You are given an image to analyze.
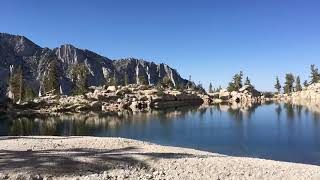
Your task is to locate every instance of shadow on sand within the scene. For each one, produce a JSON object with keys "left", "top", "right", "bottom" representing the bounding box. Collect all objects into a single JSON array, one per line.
[{"left": 0, "top": 144, "right": 218, "bottom": 176}]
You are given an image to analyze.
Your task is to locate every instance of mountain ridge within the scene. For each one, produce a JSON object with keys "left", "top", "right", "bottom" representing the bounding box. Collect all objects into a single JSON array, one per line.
[{"left": 0, "top": 33, "right": 189, "bottom": 98}]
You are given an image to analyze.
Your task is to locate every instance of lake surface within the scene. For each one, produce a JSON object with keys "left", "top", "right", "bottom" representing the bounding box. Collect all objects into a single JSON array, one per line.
[{"left": 1, "top": 102, "right": 320, "bottom": 165}]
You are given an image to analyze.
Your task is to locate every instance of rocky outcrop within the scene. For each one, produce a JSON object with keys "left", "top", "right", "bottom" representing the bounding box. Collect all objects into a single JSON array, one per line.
[
  {"left": 211, "top": 85, "right": 262, "bottom": 104},
  {"left": 291, "top": 83, "right": 320, "bottom": 100},
  {"left": 0, "top": 33, "right": 190, "bottom": 98},
  {"left": 18, "top": 85, "right": 204, "bottom": 114}
]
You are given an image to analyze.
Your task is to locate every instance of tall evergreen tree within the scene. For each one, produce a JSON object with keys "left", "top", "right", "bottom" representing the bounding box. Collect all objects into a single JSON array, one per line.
[
  {"left": 208, "top": 83, "right": 213, "bottom": 93},
  {"left": 9, "top": 65, "right": 24, "bottom": 102},
  {"left": 283, "top": 73, "right": 295, "bottom": 94},
  {"left": 227, "top": 71, "right": 243, "bottom": 92},
  {"left": 274, "top": 76, "right": 282, "bottom": 93},
  {"left": 44, "top": 61, "right": 59, "bottom": 94},
  {"left": 295, "top": 76, "right": 302, "bottom": 91},
  {"left": 161, "top": 76, "right": 174, "bottom": 88},
  {"left": 244, "top": 76, "right": 252, "bottom": 86},
  {"left": 70, "top": 63, "right": 89, "bottom": 95},
  {"left": 124, "top": 72, "right": 129, "bottom": 86},
  {"left": 310, "top": 64, "right": 320, "bottom": 84},
  {"left": 106, "top": 71, "right": 118, "bottom": 86},
  {"left": 138, "top": 75, "right": 147, "bottom": 85}
]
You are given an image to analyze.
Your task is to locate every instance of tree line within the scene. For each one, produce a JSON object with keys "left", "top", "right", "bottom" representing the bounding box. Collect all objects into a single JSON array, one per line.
[
  {"left": 8, "top": 63, "right": 201, "bottom": 102},
  {"left": 274, "top": 64, "right": 320, "bottom": 94},
  {"left": 207, "top": 71, "right": 254, "bottom": 93}
]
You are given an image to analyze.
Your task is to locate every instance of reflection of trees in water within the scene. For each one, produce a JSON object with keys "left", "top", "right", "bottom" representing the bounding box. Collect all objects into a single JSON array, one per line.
[
  {"left": 213, "top": 102, "right": 260, "bottom": 121},
  {"left": 288, "top": 99, "right": 320, "bottom": 121},
  {"left": 283, "top": 103, "right": 295, "bottom": 120},
  {"left": 275, "top": 104, "right": 282, "bottom": 120},
  {"left": 9, "top": 118, "right": 37, "bottom": 136},
  {"left": 4, "top": 106, "right": 201, "bottom": 136},
  {"left": 296, "top": 105, "right": 303, "bottom": 119}
]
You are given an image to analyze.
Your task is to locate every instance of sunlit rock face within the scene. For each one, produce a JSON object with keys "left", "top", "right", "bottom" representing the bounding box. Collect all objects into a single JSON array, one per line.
[
  {"left": 291, "top": 83, "right": 320, "bottom": 100},
  {"left": 112, "top": 59, "right": 187, "bottom": 86},
  {"left": 0, "top": 33, "right": 188, "bottom": 97}
]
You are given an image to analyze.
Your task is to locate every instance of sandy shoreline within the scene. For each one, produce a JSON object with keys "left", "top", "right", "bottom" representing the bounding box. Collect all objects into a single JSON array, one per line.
[{"left": 0, "top": 136, "right": 319, "bottom": 180}]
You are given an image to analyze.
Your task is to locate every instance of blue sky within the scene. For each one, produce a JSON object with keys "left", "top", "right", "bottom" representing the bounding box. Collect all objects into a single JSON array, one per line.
[{"left": 1, "top": 0, "right": 320, "bottom": 91}]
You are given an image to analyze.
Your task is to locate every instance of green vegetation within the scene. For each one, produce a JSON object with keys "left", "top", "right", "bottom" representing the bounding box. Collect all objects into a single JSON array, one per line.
[
  {"left": 138, "top": 75, "right": 148, "bottom": 85},
  {"left": 274, "top": 76, "right": 282, "bottom": 94},
  {"left": 227, "top": 71, "right": 243, "bottom": 92},
  {"left": 244, "top": 76, "right": 252, "bottom": 86},
  {"left": 124, "top": 72, "right": 129, "bottom": 86},
  {"left": 175, "top": 83, "right": 186, "bottom": 91},
  {"left": 9, "top": 65, "right": 24, "bottom": 102},
  {"left": 310, "top": 64, "right": 320, "bottom": 84},
  {"left": 208, "top": 83, "right": 213, "bottom": 93},
  {"left": 44, "top": 61, "right": 60, "bottom": 95},
  {"left": 9, "top": 65, "right": 36, "bottom": 102},
  {"left": 106, "top": 71, "right": 118, "bottom": 86},
  {"left": 283, "top": 73, "right": 295, "bottom": 94},
  {"left": 275, "top": 64, "right": 320, "bottom": 94},
  {"left": 295, "top": 76, "right": 302, "bottom": 91},
  {"left": 159, "top": 76, "right": 174, "bottom": 88},
  {"left": 70, "top": 63, "right": 89, "bottom": 95}
]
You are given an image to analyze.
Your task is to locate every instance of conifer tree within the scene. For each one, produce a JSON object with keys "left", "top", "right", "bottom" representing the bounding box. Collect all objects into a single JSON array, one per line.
[
  {"left": 310, "top": 64, "right": 320, "bottom": 84},
  {"left": 161, "top": 76, "right": 174, "bottom": 88},
  {"left": 124, "top": 72, "right": 129, "bottom": 86},
  {"left": 9, "top": 65, "right": 24, "bottom": 102},
  {"left": 274, "top": 76, "right": 282, "bottom": 93},
  {"left": 138, "top": 76, "right": 147, "bottom": 85},
  {"left": 70, "top": 63, "right": 89, "bottom": 95},
  {"left": 303, "top": 80, "right": 309, "bottom": 87},
  {"left": 244, "top": 76, "right": 252, "bottom": 86},
  {"left": 227, "top": 71, "right": 243, "bottom": 92},
  {"left": 208, "top": 83, "right": 213, "bottom": 93},
  {"left": 295, "top": 76, "right": 302, "bottom": 92},
  {"left": 283, "top": 73, "right": 295, "bottom": 94},
  {"left": 44, "top": 61, "right": 59, "bottom": 94}
]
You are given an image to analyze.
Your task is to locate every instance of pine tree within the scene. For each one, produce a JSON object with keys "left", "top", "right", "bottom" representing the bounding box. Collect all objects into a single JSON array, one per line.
[
  {"left": 106, "top": 71, "right": 118, "bottom": 87},
  {"left": 161, "top": 76, "right": 174, "bottom": 88},
  {"left": 274, "top": 76, "right": 282, "bottom": 93},
  {"left": 9, "top": 65, "right": 24, "bottom": 102},
  {"left": 44, "top": 61, "right": 59, "bottom": 94},
  {"left": 310, "top": 64, "right": 320, "bottom": 84},
  {"left": 295, "top": 76, "right": 302, "bottom": 91},
  {"left": 208, "top": 83, "right": 213, "bottom": 93},
  {"left": 244, "top": 76, "right": 252, "bottom": 86},
  {"left": 70, "top": 63, "right": 89, "bottom": 95},
  {"left": 227, "top": 71, "right": 243, "bottom": 92},
  {"left": 24, "top": 85, "right": 36, "bottom": 101},
  {"left": 187, "top": 75, "right": 193, "bottom": 89},
  {"left": 283, "top": 73, "right": 295, "bottom": 94},
  {"left": 124, "top": 72, "right": 129, "bottom": 86},
  {"left": 138, "top": 76, "right": 147, "bottom": 85},
  {"left": 303, "top": 80, "right": 309, "bottom": 87}
]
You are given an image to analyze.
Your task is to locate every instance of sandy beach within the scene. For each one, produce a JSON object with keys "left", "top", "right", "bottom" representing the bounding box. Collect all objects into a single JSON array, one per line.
[{"left": 0, "top": 136, "right": 319, "bottom": 180}]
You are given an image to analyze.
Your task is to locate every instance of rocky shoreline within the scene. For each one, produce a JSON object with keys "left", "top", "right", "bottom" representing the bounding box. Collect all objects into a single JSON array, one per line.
[
  {"left": 4, "top": 82, "right": 320, "bottom": 119},
  {"left": 2, "top": 84, "right": 271, "bottom": 117},
  {"left": 5, "top": 84, "right": 205, "bottom": 117},
  {"left": 0, "top": 136, "right": 319, "bottom": 180}
]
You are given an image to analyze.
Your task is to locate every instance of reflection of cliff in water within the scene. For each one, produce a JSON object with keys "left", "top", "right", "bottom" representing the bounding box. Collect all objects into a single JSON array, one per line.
[{"left": 0, "top": 106, "right": 200, "bottom": 136}]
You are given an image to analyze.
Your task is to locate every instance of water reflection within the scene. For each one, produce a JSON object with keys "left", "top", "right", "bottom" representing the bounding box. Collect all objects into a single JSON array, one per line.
[
  {"left": 1, "top": 102, "right": 320, "bottom": 136},
  {"left": 1, "top": 102, "right": 320, "bottom": 165}
]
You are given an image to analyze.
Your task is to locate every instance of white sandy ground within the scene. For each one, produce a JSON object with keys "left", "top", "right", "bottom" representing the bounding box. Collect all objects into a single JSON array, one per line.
[{"left": 0, "top": 137, "right": 319, "bottom": 180}]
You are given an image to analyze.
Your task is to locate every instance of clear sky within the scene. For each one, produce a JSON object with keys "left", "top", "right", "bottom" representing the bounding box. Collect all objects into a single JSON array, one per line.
[{"left": 1, "top": 0, "right": 320, "bottom": 91}]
